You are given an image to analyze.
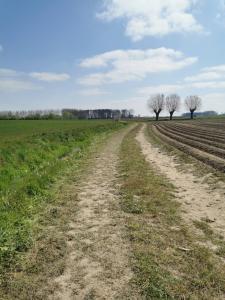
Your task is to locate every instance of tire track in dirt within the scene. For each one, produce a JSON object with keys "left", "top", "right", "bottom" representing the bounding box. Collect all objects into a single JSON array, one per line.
[
  {"left": 136, "top": 124, "right": 225, "bottom": 239},
  {"left": 51, "top": 125, "right": 140, "bottom": 300}
]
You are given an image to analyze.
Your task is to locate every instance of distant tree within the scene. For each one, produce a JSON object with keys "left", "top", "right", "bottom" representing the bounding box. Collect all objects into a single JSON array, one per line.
[
  {"left": 185, "top": 95, "right": 202, "bottom": 119},
  {"left": 62, "top": 110, "right": 75, "bottom": 119},
  {"left": 148, "top": 94, "right": 165, "bottom": 121},
  {"left": 166, "top": 94, "right": 181, "bottom": 120}
]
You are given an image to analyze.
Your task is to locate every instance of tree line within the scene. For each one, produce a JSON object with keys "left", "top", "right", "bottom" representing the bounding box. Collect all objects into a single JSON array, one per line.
[
  {"left": 0, "top": 109, "right": 135, "bottom": 120},
  {"left": 0, "top": 110, "right": 62, "bottom": 120},
  {"left": 62, "top": 109, "right": 134, "bottom": 119},
  {"left": 148, "top": 94, "right": 202, "bottom": 121}
]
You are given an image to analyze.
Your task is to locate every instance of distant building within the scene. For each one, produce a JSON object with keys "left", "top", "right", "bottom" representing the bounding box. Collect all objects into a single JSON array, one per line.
[
  {"left": 182, "top": 111, "right": 218, "bottom": 118},
  {"left": 62, "top": 109, "right": 133, "bottom": 120}
]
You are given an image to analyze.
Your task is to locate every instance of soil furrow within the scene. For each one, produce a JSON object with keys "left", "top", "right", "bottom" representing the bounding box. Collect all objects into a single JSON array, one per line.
[
  {"left": 153, "top": 125, "right": 225, "bottom": 171},
  {"left": 155, "top": 124, "right": 225, "bottom": 159},
  {"left": 172, "top": 123, "right": 225, "bottom": 139},
  {"left": 159, "top": 123, "right": 225, "bottom": 146},
  {"left": 137, "top": 125, "right": 225, "bottom": 238}
]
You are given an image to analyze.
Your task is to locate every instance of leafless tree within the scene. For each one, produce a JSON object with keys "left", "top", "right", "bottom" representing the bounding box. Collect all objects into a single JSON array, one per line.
[
  {"left": 148, "top": 94, "right": 165, "bottom": 121},
  {"left": 185, "top": 95, "right": 202, "bottom": 119},
  {"left": 166, "top": 94, "right": 181, "bottom": 120}
]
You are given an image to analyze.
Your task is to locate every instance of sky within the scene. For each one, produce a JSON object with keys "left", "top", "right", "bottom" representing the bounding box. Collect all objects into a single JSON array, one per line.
[{"left": 0, "top": 0, "right": 225, "bottom": 116}]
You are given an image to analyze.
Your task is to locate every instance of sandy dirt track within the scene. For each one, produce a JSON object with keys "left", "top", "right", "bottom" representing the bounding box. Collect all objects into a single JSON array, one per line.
[
  {"left": 51, "top": 125, "right": 140, "bottom": 300},
  {"left": 137, "top": 125, "right": 225, "bottom": 239}
]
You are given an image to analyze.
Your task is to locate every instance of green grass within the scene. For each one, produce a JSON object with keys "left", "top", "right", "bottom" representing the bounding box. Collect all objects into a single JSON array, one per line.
[
  {"left": 119, "top": 125, "right": 225, "bottom": 299},
  {"left": 0, "top": 119, "right": 127, "bottom": 281},
  {"left": 0, "top": 119, "right": 120, "bottom": 142}
]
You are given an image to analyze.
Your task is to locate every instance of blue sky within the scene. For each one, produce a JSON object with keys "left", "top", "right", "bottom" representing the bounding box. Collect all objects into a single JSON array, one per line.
[{"left": 1, "top": 0, "right": 225, "bottom": 115}]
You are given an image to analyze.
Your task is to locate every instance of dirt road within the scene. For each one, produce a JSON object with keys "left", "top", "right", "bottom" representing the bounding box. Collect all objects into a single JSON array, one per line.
[
  {"left": 51, "top": 125, "right": 139, "bottom": 300},
  {"left": 136, "top": 124, "right": 225, "bottom": 239},
  {"left": 49, "top": 122, "right": 225, "bottom": 299}
]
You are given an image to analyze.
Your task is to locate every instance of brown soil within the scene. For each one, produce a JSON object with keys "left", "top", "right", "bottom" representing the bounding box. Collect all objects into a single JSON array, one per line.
[
  {"left": 155, "top": 124, "right": 225, "bottom": 159},
  {"left": 50, "top": 125, "right": 140, "bottom": 300},
  {"left": 137, "top": 124, "right": 225, "bottom": 239},
  {"left": 152, "top": 125, "right": 225, "bottom": 172}
]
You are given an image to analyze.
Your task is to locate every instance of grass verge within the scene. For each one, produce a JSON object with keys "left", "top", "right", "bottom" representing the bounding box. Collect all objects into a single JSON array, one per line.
[
  {"left": 0, "top": 120, "right": 127, "bottom": 298},
  {"left": 119, "top": 125, "right": 225, "bottom": 299}
]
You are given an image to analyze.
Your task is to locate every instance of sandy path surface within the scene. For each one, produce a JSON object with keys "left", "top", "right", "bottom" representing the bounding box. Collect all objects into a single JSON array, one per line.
[
  {"left": 51, "top": 126, "right": 140, "bottom": 300},
  {"left": 136, "top": 124, "right": 225, "bottom": 238}
]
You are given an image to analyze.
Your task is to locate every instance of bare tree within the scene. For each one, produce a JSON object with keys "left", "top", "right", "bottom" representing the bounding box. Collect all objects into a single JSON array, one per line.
[
  {"left": 166, "top": 94, "right": 181, "bottom": 120},
  {"left": 148, "top": 94, "right": 165, "bottom": 121},
  {"left": 185, "top": 95, "right": 202, "bottom": 119}
]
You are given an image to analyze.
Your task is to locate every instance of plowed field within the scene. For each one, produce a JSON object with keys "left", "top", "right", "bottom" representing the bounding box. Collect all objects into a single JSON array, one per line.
[{"left": 151, "top": 120, "right": 225, "bottom": 172}]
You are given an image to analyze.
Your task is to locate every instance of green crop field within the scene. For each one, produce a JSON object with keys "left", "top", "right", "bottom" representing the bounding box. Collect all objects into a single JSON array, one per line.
[
  {"left": 0, "top": 119, "right": 122, "bottom": 142},
  {"left": 0, "top": 119, "right": 126, "bottom": 278}
]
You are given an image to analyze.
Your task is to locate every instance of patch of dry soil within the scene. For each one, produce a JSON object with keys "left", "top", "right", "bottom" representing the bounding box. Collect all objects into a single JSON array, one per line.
[
  {"left": 50, "top": 126, "right": 140, "bottom": 300},
  {"left": 136, "top": 124, "right": 225, "bottom": 238}
]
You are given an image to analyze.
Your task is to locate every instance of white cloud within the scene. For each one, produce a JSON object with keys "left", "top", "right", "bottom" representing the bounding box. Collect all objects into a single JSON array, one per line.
[
  {"left": 0, "top": 68, "right": 41, "bottom": 92},
  {"left": 0, "top": 68, "right": 20, "bottom": 77},
  {"left": 78, "top": 48, "right": 197, "bottom": 86},
  {"left": 0, "top": 45, "right": 3, "bottom": 52},
  {"left": 30, "top": 72, "right": 70, "bottom": 82},
  {"left": 216, "top": 1, "right": 225, "bottom": 23},
  {"left": 137, "top": 79, "right": 225, "bottom": 98},
  {"left": 97, "top": 0, "right": 204, "bottom": 41},
  {"left": 0, "top": 68, "right": 71, "bottom": 92},
  {"left": 191, "top": 81, "right": 225, "bottom": 89},
  {"left": 200, "top": 93, "right": 225, "bottom": 113},
  {"left": 0, "top": 79, "right": 42, "bottom": 92},
  {"left": 138, "top": 81, "right": 225, "bottom": 96},
  {"left": 132, "top": 63, "right": 225, "bottom": 114},
  {"left": 0, "top": 69, "right": 71, "bottom": 82},
  {"left": 184, "top": 64, "right": 225, "bottom": 83},
  {"left": 138, "top": 84, "right": 185, "bottom": 95},
  {"left": 78, "top": 88, "right": 108, "bottom": 96},
  {"left": 203, "top": 64, "right": 225, "bottom": 72},
  {"left": 78, "top": 73, "right": 106, "bottom": 86},
  {"left": 185, "top": 71, "right": 224, "bottom": 82}
]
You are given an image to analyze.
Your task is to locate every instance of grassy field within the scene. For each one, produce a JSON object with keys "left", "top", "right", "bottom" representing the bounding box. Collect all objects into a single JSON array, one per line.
[
  {"left": 0, "top": 119, "right": 126, "bottom": 282},
  {"left": 0, "top": 119, "right": 120, "bottom": 142}
]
